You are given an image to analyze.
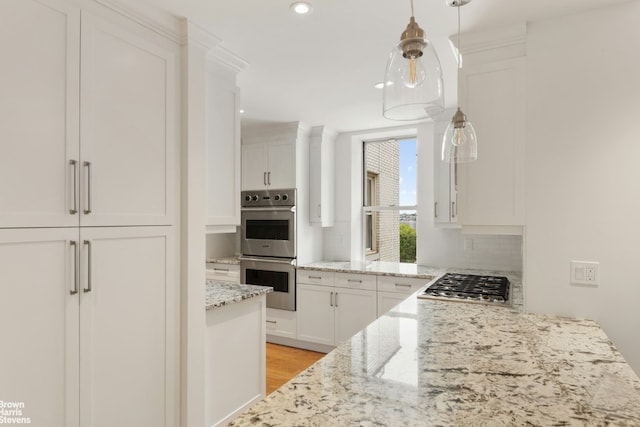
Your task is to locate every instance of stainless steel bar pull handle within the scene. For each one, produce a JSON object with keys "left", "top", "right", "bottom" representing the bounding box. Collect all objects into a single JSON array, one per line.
[
  {"left": 451, "top": 201, "right": 456, "bottom": 218},
  {"left": 83, "top": 161, "right": 92, "bottom": 214},
  {"left": 334, "top": 292, "right": 338, "bottom": 307},
  {"left": 347, "top": 279, "right": 362, "bottom": 283},
  {"left": 263, "top": 172, "right": 267, "bottom": 186},
  {"left": 83, "top": 240, "right": 92, "bottom": 293},
  {"left": 70, "top": 241, "right": 78, "bottom": 295},
  {"left": 267, "top": 171, "right": 271, "bottom": 186},
  {"left": 69, "top": 160, "right": 78, "bottom": 214},
  {"left": 434, "top": 202, "right": 438, "bottom": 219},
  {"left": 330, "top": 291, "right": 334, "bottom": 307},
  {"left": 308, "top": 276, "right": 322, "bottom": 280}
]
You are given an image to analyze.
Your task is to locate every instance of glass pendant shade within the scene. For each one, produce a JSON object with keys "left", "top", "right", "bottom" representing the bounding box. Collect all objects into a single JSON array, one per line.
[
  {"left": 383, "top": 32, "right": 444, "bottom": 120},
  {"left": 441, "top": 108, "right": 478, "bottom": 163}
]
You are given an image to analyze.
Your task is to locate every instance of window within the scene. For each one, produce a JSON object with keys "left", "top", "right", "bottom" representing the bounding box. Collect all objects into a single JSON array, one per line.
[
  {"left": 363, "top": 138, "right": 417, "bottom": 263},
  {"left": 365, "top": 172, "right": 378, "bottom": 254}
]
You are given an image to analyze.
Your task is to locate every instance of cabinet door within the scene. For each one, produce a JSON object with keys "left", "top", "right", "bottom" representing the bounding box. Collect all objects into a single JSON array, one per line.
[
  {"left": 296, "top": 283, "right": 334, "bottom": 346},
  {"left": 0, "top": 0, "right": 80, "bottom": 228},
  {"left": 334, "top": 287, "right": 377, "bottom": 344},
  {"left": 267, "top": 141, "right": 296, "bottom": 189},
  {"left": 241, "top": 143, "right": 268, "bottom": 190},
  {"left": 377, "top": 291, "right": 408, "bottom": 317},
  {"left": 79, "top": 226, "right": 178, "bottom": 427},
  {"left": 206, "top": 69, "right": 240, "bottom": 226},
  {"left": 80, "top": 13, "right": 177, "bottom": 227},
  {"left": 0, "top": 228, "right": 79, "bottom": 427},
  {"left": 457, "top": 58, "right": 526, "bottom": 227}
]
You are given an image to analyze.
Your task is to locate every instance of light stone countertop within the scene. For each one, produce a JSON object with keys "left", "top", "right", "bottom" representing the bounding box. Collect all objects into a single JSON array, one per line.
[
  {"left": 205, "top": 280, "right": 271, "bottom": 311},
  {"left": 205, "top": 256, "right": 240, "bottom": 266},
  {"left": 298, "top": 261, "right": 524, "bottom": 312},
  {"left": 229, "top": 294, "right": 640, "bottom": 426}
]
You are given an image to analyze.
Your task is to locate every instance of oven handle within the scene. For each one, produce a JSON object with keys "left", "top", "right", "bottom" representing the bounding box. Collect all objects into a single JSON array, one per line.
[
  {"left": 241, "top": 207, "right": 296, "bottom": 213},
  {"left": 239, "top": 255, "right": 296, "bottom": 266}
]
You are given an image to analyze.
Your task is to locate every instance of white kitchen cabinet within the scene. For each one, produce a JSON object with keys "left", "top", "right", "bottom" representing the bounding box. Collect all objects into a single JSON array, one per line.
[
  {"left": 433, "top": 111, "right": 459, "bottom": 226},
  {"left": 206, "top": 59, "right": 243, "bottom": 229},
  {"left": 334, "top": 287, "right": 377, "bottom": 344},
  {"left": 206, "top": 262, "right": 240, "bottom": 283},
  {"left": 296, "top": 271, "right": 377, "bottom": 346},
  {"left": 79, "top": 12, "right": 177, "bottom": 227},
  {"left": 0, "top": 0, "right": 80, "bottom": 228},
  {"left": 377, "top": 275, "right": 430, "bottom": 316},
  {"left": 455, "top": 42, "right": 526, "bottom": 231},
  {"left": 309, "top": 126, "right": 335, "bottom": 227},
  {"left": 0, "top": 1, "right": 177, "bottom": 229},
  {"left": 0, "top": 226, "right": 178, "bottom": 427},
  {"left": 0, "top": 228, "right": 79, "bottom": 427},
  {"left": 0, "top": 2, "right": 180, "bottom": 426},
  {"left": 79, "top": 226, "right": 178, "bottom": 427},
  {"left": 241, "top": 141, "right": 295, "bottom": 190},
  {"left": 266, "top": 308, "right": 298, "bottom": 340},
  {"left": 241, "top": 123, "right": 302, "bottom": 191}
]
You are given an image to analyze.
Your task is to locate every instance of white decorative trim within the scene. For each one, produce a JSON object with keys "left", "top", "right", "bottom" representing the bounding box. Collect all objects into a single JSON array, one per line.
[
  {"left": 184, "top": 20, "right": 222, "bottom": 52},
  {"left": 208, "top": 45, "right": 249, "bottom": 73},
  {"left": 453, "top": 23, "right": 527, "bottom": 56},
  {"left": 93, "top": 0, "right": 183, "bottom": 43}
]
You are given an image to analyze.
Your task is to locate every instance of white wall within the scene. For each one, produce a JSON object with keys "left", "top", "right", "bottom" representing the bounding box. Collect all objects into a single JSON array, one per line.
[{"left": 525, "top": 0, "right": 640, "bottom": 375}]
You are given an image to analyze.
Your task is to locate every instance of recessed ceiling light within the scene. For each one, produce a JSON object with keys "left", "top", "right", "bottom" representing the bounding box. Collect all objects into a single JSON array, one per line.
[
  {"left": 374, "top": 82, "right": 385, "bottom": 89},
  {"left": 239, "top": 109, "right": 245, "bottom": 114},
  {"left": 290, "top": 2, "right": 312, "bottom": 14}
]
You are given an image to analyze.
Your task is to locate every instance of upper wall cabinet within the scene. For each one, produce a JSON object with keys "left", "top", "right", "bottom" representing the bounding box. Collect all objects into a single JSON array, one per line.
[
  {"left": 205, "top": 51, "right": 246, "bottom": 230},
  {"left": 0, "top": 0, "right": 80, "bottom": 228},
  {"left": 80, "top": 12, "right": 178, "bottom": 227},
  {"left": 241, "top": 123, "right": 300, "bottom": 190},
  {"left": 309, "top": 126, "right": 335, "bottom": 227},
  {"left": 0, "top": 0, "right": 179, "bottom": 229},
  {"left": 455, "top": 25, "right": 526, "bottom": 233},
  {"left": 433, "top": 111, "right": 459, "bottom": 226}
]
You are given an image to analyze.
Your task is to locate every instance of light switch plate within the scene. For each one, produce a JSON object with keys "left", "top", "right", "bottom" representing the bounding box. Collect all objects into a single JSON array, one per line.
[{"left": 570, "top": 260, "right": 599, "bottom": 286}]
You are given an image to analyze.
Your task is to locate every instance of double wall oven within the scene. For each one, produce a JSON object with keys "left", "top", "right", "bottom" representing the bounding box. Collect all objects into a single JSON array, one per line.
[{"left": 240, "top": 189, "right": 296, "bottom": 311}]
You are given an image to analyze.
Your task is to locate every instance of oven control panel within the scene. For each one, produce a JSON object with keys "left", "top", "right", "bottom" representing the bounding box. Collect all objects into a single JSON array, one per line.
[{"left": 241, "top": 189, "right": 296, "bottom": 208}]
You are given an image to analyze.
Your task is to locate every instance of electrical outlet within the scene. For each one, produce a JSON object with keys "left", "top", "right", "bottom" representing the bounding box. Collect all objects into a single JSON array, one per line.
[{"left": 571, "top": 261, "right": 599, "bottom": 286}]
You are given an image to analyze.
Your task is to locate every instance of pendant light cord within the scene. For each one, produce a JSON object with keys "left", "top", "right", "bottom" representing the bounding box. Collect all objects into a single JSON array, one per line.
[{"left": 456, "top": 4, "right": 461, "bottom": 106}]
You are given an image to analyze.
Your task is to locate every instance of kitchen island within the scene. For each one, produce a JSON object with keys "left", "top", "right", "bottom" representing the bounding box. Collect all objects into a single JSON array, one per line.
[
  {"left": 229, "top": 290, "right": 640, "bottom": 426},
  {"left": 205, "top": 280, "right": 272, "bottom": 427}
]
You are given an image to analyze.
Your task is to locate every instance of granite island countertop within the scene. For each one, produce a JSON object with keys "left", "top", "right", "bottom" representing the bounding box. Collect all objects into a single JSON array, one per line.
[
  {"left": 229, "top": 293, "right": 640, "bottom": 426},
  {"left": 205, "top": 280, "right": 272, "bottom": 311}
]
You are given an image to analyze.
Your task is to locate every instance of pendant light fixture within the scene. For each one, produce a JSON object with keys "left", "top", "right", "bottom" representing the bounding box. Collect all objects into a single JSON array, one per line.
[
  {"left": 383, "top": 0, "right": 444, "bottom": 121},
  {"left": 441, "top": 0, "right": 477, "bottom": 163}
]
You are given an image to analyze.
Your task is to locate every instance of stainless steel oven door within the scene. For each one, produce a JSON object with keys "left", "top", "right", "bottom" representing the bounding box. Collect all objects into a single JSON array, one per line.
[
  {"left": 241, "top": 207, "right": 296, "bottom": 258},
  {"left": 240, "top": 256, "right": 296, "bottom": 311}
]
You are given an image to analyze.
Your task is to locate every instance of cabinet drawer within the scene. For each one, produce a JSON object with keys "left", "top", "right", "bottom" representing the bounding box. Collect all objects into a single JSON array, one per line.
[
  {"left": 297, "top": 269, "right": 334, "bottom": 286},
  {"left": 334, "top": 272, "right": 376, "bottom": 291},
  {"left": 377, "top": 275, "right": 430, "bottom": 294},
  {"left": 266, "top": 308, "right": 297, "bottom": 339},
  {"left": 206, "top": 263, "right": 240, "bottom": 283}
]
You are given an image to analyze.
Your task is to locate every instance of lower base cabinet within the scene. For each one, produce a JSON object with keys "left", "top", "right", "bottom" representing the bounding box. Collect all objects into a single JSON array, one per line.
[
  {"left": 0, "top": 226, "right": 178, "bottom": 427},
  {"left": 206, "top": 295, "right": 266, "bottom": 427},
  {"left": 297, "top": 272, "right": 377, "bottom": 347}
]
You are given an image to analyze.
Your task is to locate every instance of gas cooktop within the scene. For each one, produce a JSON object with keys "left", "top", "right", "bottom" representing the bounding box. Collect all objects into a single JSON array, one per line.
[{"left": 418, "top": 273, "right": 510, "bottom": 305}]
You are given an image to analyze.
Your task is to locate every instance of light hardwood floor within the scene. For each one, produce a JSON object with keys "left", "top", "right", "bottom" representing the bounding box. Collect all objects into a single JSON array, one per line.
[{"left": 266, "top": 343, "right": 325, "bottom": 395}]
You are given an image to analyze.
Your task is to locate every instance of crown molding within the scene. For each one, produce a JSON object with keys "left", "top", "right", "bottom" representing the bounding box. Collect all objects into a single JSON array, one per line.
[
  {"left": 208, "top": 45, "right": 248, "bottom": 73},
  {"left": 183, "top": 20, "right": 222, "bottom": 52},
  {"left": 93, "top": 0, "right": 183, "bottom": 43},
  {"left": 453, "top": 23, "right": 527, "bottom": 56}
]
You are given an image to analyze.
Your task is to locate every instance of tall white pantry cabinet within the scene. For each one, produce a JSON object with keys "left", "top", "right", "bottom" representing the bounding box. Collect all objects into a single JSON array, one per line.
[{"left": 0, "top": 1, "right": 180, "bottom": 427}]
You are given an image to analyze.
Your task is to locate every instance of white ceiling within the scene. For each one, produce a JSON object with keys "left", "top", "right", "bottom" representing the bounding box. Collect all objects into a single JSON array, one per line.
[{"left": 140, "top": 0, "right": 631, "bottom": 132}]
